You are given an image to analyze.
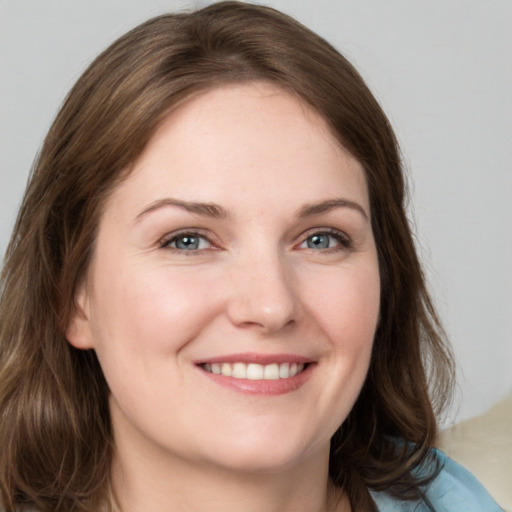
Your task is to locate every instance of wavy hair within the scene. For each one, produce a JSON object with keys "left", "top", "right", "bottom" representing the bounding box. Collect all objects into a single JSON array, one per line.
[{"left": 0, "top": 2, "right": 454, "bottom": 511}]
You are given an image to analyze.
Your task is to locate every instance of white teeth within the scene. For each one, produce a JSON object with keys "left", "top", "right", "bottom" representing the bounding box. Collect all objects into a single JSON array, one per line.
[
  {"left": 232, "top": 362, "right": 247, "bottom": 379},
  {"left": 203, "top": 361, "right": 307, "bottom": 380},
  {"left": 263, "top": 363, "right": 280, "bottom": 380},
  {"left": 279, "top": 362, "right": 290, "bottom": 378},
  {"left": 247, "top": 363, "right": 263, "bottom": 380},
  {"left": 221, "top": 363, "right": 232, "bottom": 377}
]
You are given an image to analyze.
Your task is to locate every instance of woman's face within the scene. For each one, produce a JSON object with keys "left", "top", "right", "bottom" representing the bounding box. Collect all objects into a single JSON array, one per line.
[{"left": 68, "top": 82, "right": 380, "bottom": 474}]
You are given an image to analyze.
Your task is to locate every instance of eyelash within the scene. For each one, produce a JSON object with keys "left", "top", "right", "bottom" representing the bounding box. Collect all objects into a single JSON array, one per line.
[
  {"left": 160, "top": 228, "right": 352, "bottom": 255},
  {"left": 298, "top": 228, "right": 352, "bottom": 252},
  {"left": 160, "top": 229, "right": 215, "bottom": 255}
]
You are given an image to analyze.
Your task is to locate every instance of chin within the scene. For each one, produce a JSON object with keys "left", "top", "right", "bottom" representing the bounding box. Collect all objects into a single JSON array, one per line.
[{"left": 196, "top": 428, "right": 328, "bottom": 475}]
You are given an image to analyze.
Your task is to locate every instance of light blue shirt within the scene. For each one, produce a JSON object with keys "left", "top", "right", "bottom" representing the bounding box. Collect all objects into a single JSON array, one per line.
[{"left": 370, "top": 449, "right": 504, "bottom": 511}]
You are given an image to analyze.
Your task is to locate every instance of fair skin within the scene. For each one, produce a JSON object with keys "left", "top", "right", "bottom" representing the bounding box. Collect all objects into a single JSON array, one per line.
[{"left": 67, "top": 82, "right": 380, "bottom": 512}]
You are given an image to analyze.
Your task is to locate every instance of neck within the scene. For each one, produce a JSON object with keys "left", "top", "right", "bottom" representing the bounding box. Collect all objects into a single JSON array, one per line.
[{"left": 110, "top": 436, "right": 350, "bottom": 512}]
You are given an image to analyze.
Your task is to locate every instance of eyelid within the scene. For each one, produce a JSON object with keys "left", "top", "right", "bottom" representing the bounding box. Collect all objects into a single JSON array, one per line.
[
  {"left": 158, "top": 227, "right": 352, "bottom": 253},
  {"left": 296, "top": 227, "right": 352, "bottom": 250},
  {"left": 159, "top": 228, "right": 218, "bottom": 252}
]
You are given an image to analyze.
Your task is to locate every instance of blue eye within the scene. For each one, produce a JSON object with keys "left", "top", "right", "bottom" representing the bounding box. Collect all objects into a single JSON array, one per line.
[
  {"left": 164, "top": 233, "right": 212, "bottom": 251},
  {"left": 307, "top": 234, "right": 332, "bottom": 249},
  {"left": 299, "top": 231, "right": 349, "bottom": 250}
]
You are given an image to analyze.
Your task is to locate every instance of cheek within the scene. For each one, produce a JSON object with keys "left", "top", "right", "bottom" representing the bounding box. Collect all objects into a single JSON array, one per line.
[
  {"left": 87, "top": 265, "right": 222, "bottom": 423},
  {"left": 304, "top": 262, "right": 380, "bottom": 351},
  {"left": 294, "top": 261, "right": 379, "bottom": 441},
  {"left": 88, "top": 263, "right": 223, "bottom": 367}
]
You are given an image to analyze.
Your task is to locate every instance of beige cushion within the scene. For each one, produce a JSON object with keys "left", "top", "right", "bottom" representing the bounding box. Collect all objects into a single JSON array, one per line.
[{"left": 436, "top": 393, "right": 512, "bottom": 511}]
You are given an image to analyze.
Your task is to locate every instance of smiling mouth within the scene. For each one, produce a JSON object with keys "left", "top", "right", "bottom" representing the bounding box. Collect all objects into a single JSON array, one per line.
[{"left": 201, "top": 362, "right": 307, "bottom": 380}]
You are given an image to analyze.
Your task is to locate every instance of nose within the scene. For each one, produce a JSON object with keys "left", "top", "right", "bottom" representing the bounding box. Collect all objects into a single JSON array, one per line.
[{"left": 225, "top": 252, "right": 300, "bottom": 334}]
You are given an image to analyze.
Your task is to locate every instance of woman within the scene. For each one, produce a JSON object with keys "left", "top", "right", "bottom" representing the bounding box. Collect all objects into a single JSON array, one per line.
[{"left": 0, "top": 2, "right": 503, "bottom": 511}]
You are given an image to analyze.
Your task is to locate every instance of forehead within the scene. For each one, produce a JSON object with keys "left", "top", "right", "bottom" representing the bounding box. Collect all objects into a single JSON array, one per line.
[{"left": 106, "top": 81, "right": 369, "bottom": 217}]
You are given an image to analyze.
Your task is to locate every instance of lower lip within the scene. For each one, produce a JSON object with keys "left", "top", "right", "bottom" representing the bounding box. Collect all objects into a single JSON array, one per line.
[{"left": 198, "top": 364, "right": 314, "bottom": 396}]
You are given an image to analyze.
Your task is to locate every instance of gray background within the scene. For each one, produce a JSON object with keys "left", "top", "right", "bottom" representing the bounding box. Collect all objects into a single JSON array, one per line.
[{"left": 1, "top": 0, "right": 511, "bottom": 425}]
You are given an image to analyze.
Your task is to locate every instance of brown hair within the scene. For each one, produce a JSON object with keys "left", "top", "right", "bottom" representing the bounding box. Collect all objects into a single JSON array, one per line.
[{"left": 0, "top": 2, "right": 454, "bottom": 511}]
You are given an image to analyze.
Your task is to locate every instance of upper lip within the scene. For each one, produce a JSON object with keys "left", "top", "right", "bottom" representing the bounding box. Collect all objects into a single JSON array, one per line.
[{"left": 195, "top": 352, "right": 313, "bottom": 365}]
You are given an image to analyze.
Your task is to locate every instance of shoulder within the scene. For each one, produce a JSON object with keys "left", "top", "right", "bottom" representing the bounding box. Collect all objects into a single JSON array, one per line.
[{"left": 370, "top": 448, "right": 504, "bottom": 511}]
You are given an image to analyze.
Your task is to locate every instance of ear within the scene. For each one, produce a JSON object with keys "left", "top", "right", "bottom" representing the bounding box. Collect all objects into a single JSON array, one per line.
[{"left": 66, "top": 282, "right": 95, "bottom": 350}]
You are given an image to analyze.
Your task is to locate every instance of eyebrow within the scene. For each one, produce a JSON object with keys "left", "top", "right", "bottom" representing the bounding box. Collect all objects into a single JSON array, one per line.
[
  {"left": 135, "top": 197, "right": 368, "bottom": 223},
  {"left": 297, "top": 198, "right": 369, "bottom": 221},
  {"left": 135, "top": 198, "right": 229, "bottom": 222}
]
